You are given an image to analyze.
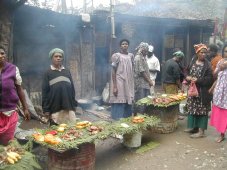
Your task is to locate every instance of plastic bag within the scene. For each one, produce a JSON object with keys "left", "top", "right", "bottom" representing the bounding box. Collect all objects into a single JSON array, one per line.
[
  {"left": 102, "top": 83, "right": 110, "bottom": 103},
  {"left": 188, "top": 81, "right": 199, "bottom": 97}
]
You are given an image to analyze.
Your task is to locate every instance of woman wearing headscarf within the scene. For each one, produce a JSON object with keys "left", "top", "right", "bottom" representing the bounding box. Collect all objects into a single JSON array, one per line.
[
  {"left": 184, "top": 44, "right": 213, "bottom": 138},
  {"left": 162, "top": 50, "right": 185, "bottom": 94},
  {"left": 42, "top": 48, "right": 77, "bottom": 125},
  {"left": 0, "top": 46, "right": 30, "bottom": 145},
  {"left": 134, "top": 42, "right": 153, "bottom": 113}
]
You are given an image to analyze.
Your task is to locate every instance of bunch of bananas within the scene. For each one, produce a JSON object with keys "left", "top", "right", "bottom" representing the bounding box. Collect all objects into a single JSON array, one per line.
[
  {"left": 76, "top": 121, "right": 92, "bottom": 129},
  {"left": 6, "top": 151, "right": 21, "bottom": 164}
]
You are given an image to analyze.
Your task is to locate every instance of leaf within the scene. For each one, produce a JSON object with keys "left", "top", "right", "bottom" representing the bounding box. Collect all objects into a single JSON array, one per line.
[
  {"left": 135, "top": 141, "right": 160, "bottom": 154},
  {"left": 28, "top": 116, "right": 160, "bottom": 151}
]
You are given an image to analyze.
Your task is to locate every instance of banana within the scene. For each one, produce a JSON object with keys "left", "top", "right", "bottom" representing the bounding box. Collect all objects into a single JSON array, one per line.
[
  {"left": 9, "top": 152, "right": 21, "bottom": 160},
  {"left": 14, "top": 152, "right": 21, "bottom": 160},
  {"left": 7, "top": 152, "right": 18, "bottom": 162},
  {"left": 7, "top": 157, "right": 15, "bottom": 164},
  {"left": 57, "top": 127, "right": 65, "bottom": 132}
]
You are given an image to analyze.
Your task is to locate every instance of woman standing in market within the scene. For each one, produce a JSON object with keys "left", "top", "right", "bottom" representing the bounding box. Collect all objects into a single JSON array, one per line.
[
  {"left": 184, "top": 43, "right": 213, "bottom": 138},
  {"left": 109, "top": 39, "right": 134, "bottom": 120},
  {"left": 134, "top": 42, "right": 153, "bottom": 114},
  {"left": 210, "top": 43, "right": 227, "bottom": 143},
  {"left": 0, "top": 46, "right": 30, "bottom": 145},
  {"left": 42, "top": 48, "right": 77, "bottom": 125},
  {"left": 162, "top": 50, "right": 184, "bottom": 94}
]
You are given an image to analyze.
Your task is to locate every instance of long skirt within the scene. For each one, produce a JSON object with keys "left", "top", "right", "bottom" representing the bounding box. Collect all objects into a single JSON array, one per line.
[
  {"left": 187, "top": 114, "right": 208, "bottom": 130},
  {"left": 0, "top": 111, "right": 18, "bottom": 145},
  {"left": 111, "top": 103, "right": 132, "bottom": 120},
  {"left": 134, "top": 88, "right": 150, "bottom": 114},
  {"left": 210, "top": 105, "right": 227, "bottom": 134}
]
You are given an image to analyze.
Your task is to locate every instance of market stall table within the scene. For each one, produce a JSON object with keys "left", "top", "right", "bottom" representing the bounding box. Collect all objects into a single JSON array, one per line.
[
  {"left": 137, "top": 93, "right": 187, "bottom": 133},
  {"left": 29, "top": 116, "right": 160, "bottom": 170},
  {"left": 31, "top": 121, "right": 107, "bottom": 170},
  {"left": 48, "top": 143, "right": 95, "bottom": 170}
]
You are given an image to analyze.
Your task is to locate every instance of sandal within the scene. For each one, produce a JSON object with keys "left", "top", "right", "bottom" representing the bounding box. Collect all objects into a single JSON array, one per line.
[
  {"left": 178, "top": 116, "right": 185, "bottom": 120},
  {"left": 190, "top": 132, "right": 205, "bottom": 138},
  {"left": 184, "top": 129, "right": 193, "bottom": 133},
  {"left": 184, "top": 128, "right": 199, "bottom": 133}
]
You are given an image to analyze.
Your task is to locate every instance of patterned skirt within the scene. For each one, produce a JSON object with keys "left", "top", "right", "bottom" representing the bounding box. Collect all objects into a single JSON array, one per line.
[{"left": 186, "top": 96, "right": 210, "bottom": 115}]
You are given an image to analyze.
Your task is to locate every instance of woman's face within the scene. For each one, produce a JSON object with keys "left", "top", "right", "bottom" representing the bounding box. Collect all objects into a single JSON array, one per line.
[
  {"left": 0, "top": 48, "right": 6, "bottom": 64},
  {"left": 223, "top": 47, "right": 227, "bottom": 58},
  {"left": 52, "top": 52, "right": 63, "bottom": 67},
  {"left": 120, "top": 41, "right": 129, "bottom": 51},
  {"left": 141, "top": 48, "right": 148, "bottom": 56},
  {"left": 197, "top": 48, "right": 207, "bottom": 61}
]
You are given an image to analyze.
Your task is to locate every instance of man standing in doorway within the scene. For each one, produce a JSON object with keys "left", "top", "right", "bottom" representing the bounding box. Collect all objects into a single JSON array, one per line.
[{"left": 146, "top": 45, "right": 160, "bottom": 96}]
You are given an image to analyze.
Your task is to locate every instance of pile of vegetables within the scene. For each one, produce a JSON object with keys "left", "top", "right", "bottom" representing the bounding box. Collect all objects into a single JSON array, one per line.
[
  {"left": 0, "top": 140, "right": 41, "bottom": 170},
  {"left": 31, "top": 121, "right": 111, "bottom": 151},
  {"left": 30, "top": 115, "right": 160, "bottom": 151},
  {"left": 136, "top": 93, "right": 187, "bottom": 107},
  {"left": 109, "top": 115, "right": 160, "bottom": 135}
]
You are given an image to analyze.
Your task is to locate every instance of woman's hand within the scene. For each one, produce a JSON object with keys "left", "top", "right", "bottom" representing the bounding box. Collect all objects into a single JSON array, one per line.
[
  {"left": 191, "top": 77, "right": 198, "bottom": 82},
  {"left": 186, "top": 76, "right": 192, "bottom": 81},
  {"left": 208, "top": 87, "right": 214, "bottom": 94},
  {"left": 219, "top": 61, "right": 227, "bottom": 71},
  {"left": 149, "top": 80, "right": 153, "bottom": 87},
  {"left": 113, "top": 86, "right": 118, "bottom": 97},
  {"left": 24, "top": 109, "right": 30, "bottom": 121}
]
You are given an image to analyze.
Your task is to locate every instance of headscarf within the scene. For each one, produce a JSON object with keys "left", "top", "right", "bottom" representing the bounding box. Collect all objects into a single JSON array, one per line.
[
  {"left": 173, "top": 51, "right": 184, "bottom": 58},
  {"left": 194, "top": 43, "right": 208, "bottom": 54},
  {"left": 148, "top": 45, "right": 154, "bottom": 52},
  {"left": 135, "top": 42, "right": 149, "bottom": 52},
  {"left": 49, "top": 48, "right": 64, "bottom": 58}
]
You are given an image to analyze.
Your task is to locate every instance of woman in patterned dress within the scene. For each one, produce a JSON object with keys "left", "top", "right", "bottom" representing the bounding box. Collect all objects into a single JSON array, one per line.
[
  {"left": 184, "top": 44, "right": 213, "bottom": 138},
  {"left": 109, "top": 39, "right": 134, "bottom": 120},
  {"left": 210, "top": 44, "right": 227, "bottom": 142}
]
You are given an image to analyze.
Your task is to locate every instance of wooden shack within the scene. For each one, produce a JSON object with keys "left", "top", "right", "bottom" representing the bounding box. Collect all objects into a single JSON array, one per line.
[
  {"left": 1, "top": 2, "right": 216, "bottom": 106},
  {"left": 0, "top": 0, "right": 26, "bottom": 59},
  {"left": 13, "top": 6, "right": 95, "bottom": 104}
]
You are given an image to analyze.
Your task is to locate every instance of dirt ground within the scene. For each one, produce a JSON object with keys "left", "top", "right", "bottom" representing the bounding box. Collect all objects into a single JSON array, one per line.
[
  {"left": 95, "top": 118, "right": 227, "bottom": 170},
  {"left": 19, "top": 112, "right": 227, "bottom": 170},
  {"left": 18, "top": 84, "right": 227, "bottom": 170}
]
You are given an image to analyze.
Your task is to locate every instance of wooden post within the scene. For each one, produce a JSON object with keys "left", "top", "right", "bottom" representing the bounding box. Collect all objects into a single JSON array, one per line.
[{"left": 186, "top": 27, "right": 190, "bottom": 64}]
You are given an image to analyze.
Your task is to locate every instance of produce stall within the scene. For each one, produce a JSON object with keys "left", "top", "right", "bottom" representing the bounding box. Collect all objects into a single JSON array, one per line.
[
  {"left": 29, "top": 115, "right": 160, "bottom": 170},
  {"left": 32, "top": 121, "right": 109, "bottom": 170},
  {"left": 109, "top": 115, "right": 160, "bottom": 148},
  {"left": 0, "top": 140, "right": 41, "bottom": 170},
  {"left": 136, "top": 93, "right": 187, "bottom": 133}
]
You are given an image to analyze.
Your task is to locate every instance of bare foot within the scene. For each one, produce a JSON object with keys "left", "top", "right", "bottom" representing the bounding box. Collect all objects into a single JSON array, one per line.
[{"left": 216, "top": 136, "right": 225, "bottom": 143}]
